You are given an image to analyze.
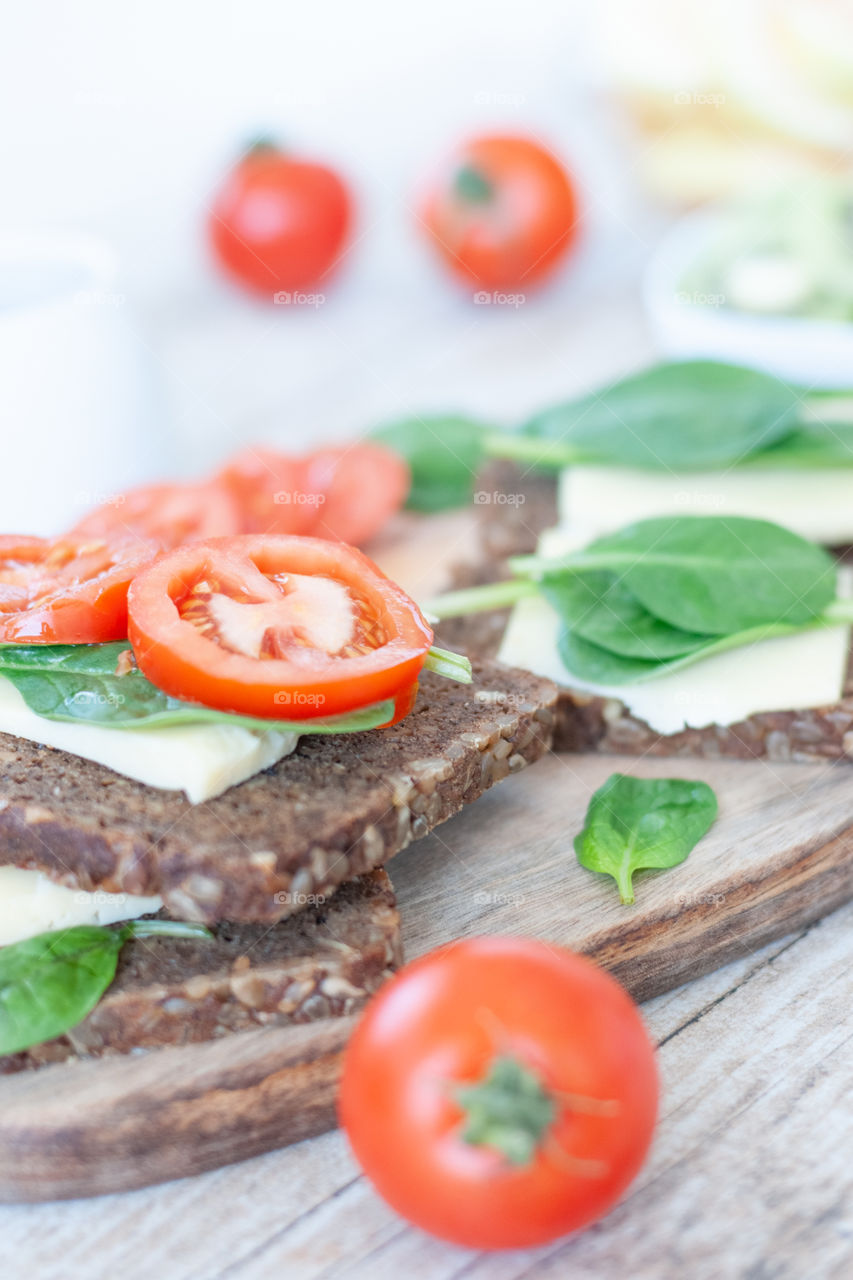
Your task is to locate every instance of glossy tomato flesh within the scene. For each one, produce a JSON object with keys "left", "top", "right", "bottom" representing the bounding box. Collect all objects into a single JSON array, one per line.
[
  {"left": 127, "top": 535, "right": 433, "bottom": 720},
  {"left": 0, "top": 535, "right": 158, "bottom": 643},
  {"left": 340, "top": 937, "right": 658, "bottom": 1250},
  {"left": 421, "top": 134, "right": 579, "bottom": 291}
]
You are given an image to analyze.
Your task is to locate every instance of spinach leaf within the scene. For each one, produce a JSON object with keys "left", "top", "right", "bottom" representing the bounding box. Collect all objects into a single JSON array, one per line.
[
  {"left": 370, "top": 415, "right": 489, "bottom": 512},
  {"left": 744, "top": 419, "right": 853, "bottom": 469},
  {"left": 0, "top": 919, "right": 211, "bottom": 1055},
  {"left": 557, "top": 628, "right": 663, "bottom": 685},
  {"left": 577, "top": 516, "right": 836, "bottom": 635},
  {"left": 540, "top": 571, "right": 714, "bottom": 661},
  {"left": 574, "top": 773, "right": 718, "bottom": 904},
  {"left": 520, "top": 360, "right": 800, "bottom": 471}
]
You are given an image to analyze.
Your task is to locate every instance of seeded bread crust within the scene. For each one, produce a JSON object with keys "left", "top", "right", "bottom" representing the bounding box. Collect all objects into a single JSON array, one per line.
[
  {"left": 1, "top": 870, "right": 400, "bottom": 1075},
  {"left": 461, "top": 462, "right": 853, "bottom": 765},
  {"left": 0, "top": 661, "right": 556, "bottom": 922}
]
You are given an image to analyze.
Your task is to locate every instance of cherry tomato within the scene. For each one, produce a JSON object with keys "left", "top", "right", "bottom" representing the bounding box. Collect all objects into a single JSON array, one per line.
[
  {"left": 420, "top": 134, "right": 580, "bottom": 292},
  {"left": 209, "top": 140, "right": 353, "bottom": 296},
  {"left": 127, "top": 535, "right": 433, "bottom": 720},
  {"left": 71, "top": 482, "right": 242, "bottom": 549},
  {"left": 216, "top": 448, "right": 320, "bottom": 536},
  {"left": 0, "top": 535, "right": 158, "bottom": 644},
  {"left": 304, "top": 443, "right": 410, "bottom": 544},
  {"left": 340, "top": 937, "right": 658, "bottom": 1250}
]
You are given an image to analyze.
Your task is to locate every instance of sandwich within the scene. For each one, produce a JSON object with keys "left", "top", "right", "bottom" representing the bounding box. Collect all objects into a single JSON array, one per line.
[
  {"left": 0, "top": 454, "right": 557, "bottom": 1076},
  {"left": 417, "top": 361, "right": 853, "bottom": 765}
]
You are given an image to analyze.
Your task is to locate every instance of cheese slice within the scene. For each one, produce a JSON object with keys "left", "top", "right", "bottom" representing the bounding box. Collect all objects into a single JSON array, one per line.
[
  {"left": 0, "top": 867, "right": 162, "bottom": 947},
  {"left": 558, "top": 465, "right": 853, "bottom": 545},
  {"left": 0, "top": 676, "right": 299, "bottom": 804},
  {"left": 498, "top": 528, "right": 851, "bottom": 735}
]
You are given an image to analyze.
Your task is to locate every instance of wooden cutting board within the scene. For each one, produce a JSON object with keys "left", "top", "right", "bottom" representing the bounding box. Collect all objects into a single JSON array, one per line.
[{"left": 1, "top": 514, "right": 852, "bottom": 1202}]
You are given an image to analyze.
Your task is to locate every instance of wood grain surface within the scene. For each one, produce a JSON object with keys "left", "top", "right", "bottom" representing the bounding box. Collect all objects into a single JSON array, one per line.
[{"left": 1, "top": 747, "right": 851, "bottom": 1202}]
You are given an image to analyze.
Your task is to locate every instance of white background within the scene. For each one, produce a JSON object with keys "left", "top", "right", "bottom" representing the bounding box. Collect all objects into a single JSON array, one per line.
[{"left": 0, "top": 1, "right": 661, "bottom": 480}]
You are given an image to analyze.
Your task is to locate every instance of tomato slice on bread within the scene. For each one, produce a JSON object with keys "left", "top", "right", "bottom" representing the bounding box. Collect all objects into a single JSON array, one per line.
[
  {"left": 0, "top": 535, "right": 158, "bottom": 643},
  {"left": 71, "top": 481, "right": 242, "bottom": 549},
  {"left": 306, "top": 443, "right": 410, "bottom": 545},
  {"left": 127, "top": 535, "right": 433, "bottom": 720},
  {"left": 217, "top": 448, "right": 320, "bottom": 536}
]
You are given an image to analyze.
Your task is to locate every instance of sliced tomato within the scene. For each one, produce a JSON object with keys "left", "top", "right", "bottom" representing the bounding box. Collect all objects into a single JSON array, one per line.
[
  {"left": 0, "top": 535, "right": 159, "bottom": 643},
  {"left": 216, "top": 447, "right": 320, "bottom": 536},
  {"left": 306, "top": 443, "right": 410, "bottom": 545},
  {"left": 127, "top": 535, "right": 434, "bottom": 720},
  {"left": 71, "top": 481, "right": 242, "bottom": 550}
]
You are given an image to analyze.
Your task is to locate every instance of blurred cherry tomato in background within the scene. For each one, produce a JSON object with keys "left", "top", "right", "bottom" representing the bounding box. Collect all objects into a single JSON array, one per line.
[
  {"left": 420, "top": 134, "right": 580, "bottom": 293},
  {"left": 209, "top": 140, "right": 353, "bottom": 297}
]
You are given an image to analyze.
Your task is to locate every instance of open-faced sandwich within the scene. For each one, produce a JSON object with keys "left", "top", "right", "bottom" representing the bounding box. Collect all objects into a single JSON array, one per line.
[
  {"left": 0, "top": 450, "right": 556, "bottom": 1073},
  {"left": 385, "top": 359, "right": 853, "bottom": 764}
]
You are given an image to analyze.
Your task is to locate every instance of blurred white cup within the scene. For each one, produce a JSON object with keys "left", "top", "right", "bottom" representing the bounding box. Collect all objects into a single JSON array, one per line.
[{"left": 0, "top": 230, "right": 166, "bottom": 535}]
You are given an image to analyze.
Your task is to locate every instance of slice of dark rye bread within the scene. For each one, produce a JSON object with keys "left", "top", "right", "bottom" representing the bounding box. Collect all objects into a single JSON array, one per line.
[
  {"left": 1, "top": 869, "right": 400, "bottom": 1075},
  {"left": 0, "top": 660, "right": 556, "bottom": 923},
  {"left": 443, "top": 461, "right": 853, "bottom": 765}
]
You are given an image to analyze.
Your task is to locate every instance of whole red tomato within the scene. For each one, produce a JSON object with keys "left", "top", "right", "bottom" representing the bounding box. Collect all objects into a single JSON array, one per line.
[
  {"left": 339, "top": 937, "right": 658, "bottom": 1250},
  {"left": 209, "top": 140, "right": 353, "bottom": 297},
  {"left": 420, "top": 134, "right": 579, "bottom": 293}
]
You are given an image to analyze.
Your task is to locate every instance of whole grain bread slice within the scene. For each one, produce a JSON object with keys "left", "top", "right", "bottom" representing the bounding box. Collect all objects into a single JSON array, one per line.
[
  {"left": 452, "top": 462, "right": 853, "bottom": 766},
  {"left": 1, "top": 869, "right": 400, "bottom": 1075},
  {"left": 0, "top": 660, "right": 556, "bottom": 922}
]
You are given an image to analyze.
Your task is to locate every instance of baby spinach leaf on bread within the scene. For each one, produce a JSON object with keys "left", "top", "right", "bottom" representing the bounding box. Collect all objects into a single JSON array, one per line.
[
  {"left": 574, "top": 773, "right": 718, "bottom": 904},
  {"left": 540, "top": 571, "right": 714, "bottom": 661},
  {"left": 0, "top": 919, "right": 211, "bottom": 1055},
  {"left": 0, "top": 643, "right": 394, "bottom": 733},
  {"left": 519, "top": 361, "right": 800, "bottom": 471}
]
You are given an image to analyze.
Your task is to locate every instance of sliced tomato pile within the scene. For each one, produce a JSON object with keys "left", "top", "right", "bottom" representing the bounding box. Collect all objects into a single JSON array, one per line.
[
  {"left": 68, "top": 443, "right": 409, "bottom": 552},
  {"left": 71, "top": 481, "right": 244, "bottom": 549},
  {"left": 217, "top": 442, "right": 409, "bottom": 543},
  {"left": 0, "top": 535, "right": 159, "bottom": 644},
  {"left": 127, "top": 535, "right": 433, "bottom": 720}
]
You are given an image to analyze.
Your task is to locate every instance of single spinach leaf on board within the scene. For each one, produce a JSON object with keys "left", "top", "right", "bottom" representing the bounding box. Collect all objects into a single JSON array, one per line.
[
  {"left": 540, "top": 571, "right": 714, "bottom": 661},
  {"left": 574, "top": 773, "right": 718, "bottom": 904},
  {"left": 370, "top": 416, "right": 489, "bottom": 512},
  {"left": 0, "top": 920, "right": 212, "bottom": 1055},
  {"left": 520, "top": 360, "right": 801, "bottom": 471},
  {"left": 584, "top": 515, "right": 836, "bottom": 635}
]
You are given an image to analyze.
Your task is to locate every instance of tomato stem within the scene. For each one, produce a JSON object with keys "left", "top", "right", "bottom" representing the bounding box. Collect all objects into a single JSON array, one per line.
[
  {"left": 456, "top": 1055, "right": 557, "bottom": 1165},
  {"left": 454, "top": 164, "right": 495, "bottom": 204}
]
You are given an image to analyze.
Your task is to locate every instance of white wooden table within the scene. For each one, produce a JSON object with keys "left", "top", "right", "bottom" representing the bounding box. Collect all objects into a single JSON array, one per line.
[
  {"left": 3, "top": 289, "right": 851, "bottom": 1278},
  {"left": 1, "top": 901, "right": 850, "bottom": 1280}
]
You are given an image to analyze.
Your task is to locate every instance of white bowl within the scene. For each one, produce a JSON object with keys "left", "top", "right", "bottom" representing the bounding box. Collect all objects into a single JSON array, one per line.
[{"left": 642, "top": 211, "right": 853, "bottom": 390}]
